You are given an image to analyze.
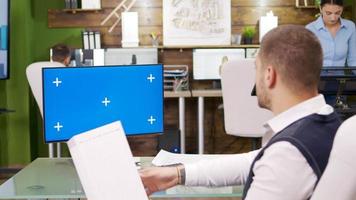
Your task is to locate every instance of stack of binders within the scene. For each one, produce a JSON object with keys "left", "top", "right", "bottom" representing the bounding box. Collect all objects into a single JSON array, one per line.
[
  {"left": 64, "top": 0, "right": 78, "bottom": 9},
  {"left": 82, "top": 31, "right": 101, "bottom": 49},
  {"left": 164, "top": 65, "right": 189, "bottom": 91}
]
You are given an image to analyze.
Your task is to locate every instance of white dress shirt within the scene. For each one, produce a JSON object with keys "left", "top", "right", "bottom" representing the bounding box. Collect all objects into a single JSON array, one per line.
[
  {"left": 184, "top": 94, "right": 334, "bottom": 200},
  {"left": 311, "top": 115, "right": 356, "bottom": 200}
]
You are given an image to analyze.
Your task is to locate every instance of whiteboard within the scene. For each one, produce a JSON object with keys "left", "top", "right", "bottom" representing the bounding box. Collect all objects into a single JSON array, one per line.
[{"left": 163, "top": 0, "right": 231, "bottom": 46}]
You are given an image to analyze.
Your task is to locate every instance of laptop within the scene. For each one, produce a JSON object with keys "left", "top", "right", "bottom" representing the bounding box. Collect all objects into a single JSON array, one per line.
[{"left": 67, "top": 121, "right": 148, "bottom": 200}]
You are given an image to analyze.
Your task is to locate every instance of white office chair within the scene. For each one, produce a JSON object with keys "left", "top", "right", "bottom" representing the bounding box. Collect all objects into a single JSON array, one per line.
[
  {"left": 311, "top": 115, "right": 356, "bottom": 200},
  {"left": 26, "top": 61, "right": 65, "bottom": 158},
  {"left": 220, "top": 59, "right": 273, "bottom": 148}
]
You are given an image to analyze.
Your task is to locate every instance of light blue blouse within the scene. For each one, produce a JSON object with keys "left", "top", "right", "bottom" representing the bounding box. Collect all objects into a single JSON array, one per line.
[{"left": 306, "top": 16, "right": 356, "bottom": 67}]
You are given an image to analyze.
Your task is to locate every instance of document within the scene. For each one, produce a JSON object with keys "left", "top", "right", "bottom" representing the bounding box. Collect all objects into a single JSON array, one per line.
[
  {"left": 152, "top": 149, "right": 235, "bottom": 166},
  {"left": 67, "top": 121, "right": 148, "bottom": 200}
]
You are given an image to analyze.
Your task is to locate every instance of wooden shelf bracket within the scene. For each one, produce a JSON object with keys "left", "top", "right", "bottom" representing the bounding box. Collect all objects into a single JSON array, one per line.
[{"left": 100, "top": 0, "right": 137, "bottom": 33}]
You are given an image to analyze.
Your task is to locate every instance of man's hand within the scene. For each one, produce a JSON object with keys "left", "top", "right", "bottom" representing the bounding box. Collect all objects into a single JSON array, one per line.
[{"left": 139, "top": 166, "right": 179, "bottom": 196}]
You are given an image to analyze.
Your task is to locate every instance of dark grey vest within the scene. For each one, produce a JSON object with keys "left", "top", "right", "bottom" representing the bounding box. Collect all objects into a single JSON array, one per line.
[{"left": 242, "top": 112, "right": 341, "bottom": 199}]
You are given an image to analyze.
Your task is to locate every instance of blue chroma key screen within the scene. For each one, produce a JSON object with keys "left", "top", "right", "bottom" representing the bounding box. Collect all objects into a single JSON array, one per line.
[{"left": 42, "top": 64, "right": 163, "bottom": 143}]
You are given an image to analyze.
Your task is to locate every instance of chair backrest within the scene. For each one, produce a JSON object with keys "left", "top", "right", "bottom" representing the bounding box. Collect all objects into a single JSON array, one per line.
[
  {"left": 311, "top": 115, "right": 356, "bottom": 200},
  {"left": 221, "top": 59, "right": 273, "bottom": 137},
  {"left": 26, "top": 61, "right": 65, "bottom": 117}
]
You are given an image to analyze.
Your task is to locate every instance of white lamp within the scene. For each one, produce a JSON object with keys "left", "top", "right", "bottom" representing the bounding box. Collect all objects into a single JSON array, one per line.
[
  {"left": 121, "top": 12, "right": 139, "bottom": 47},
  {"left": 259, "top": 11, "right": 278, "bottom": 43}
]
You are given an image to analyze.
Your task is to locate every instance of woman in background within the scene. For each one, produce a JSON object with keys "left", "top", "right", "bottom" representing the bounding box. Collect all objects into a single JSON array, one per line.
[{"left": 306, "top": 0, "right": 356, "bottom": 67}]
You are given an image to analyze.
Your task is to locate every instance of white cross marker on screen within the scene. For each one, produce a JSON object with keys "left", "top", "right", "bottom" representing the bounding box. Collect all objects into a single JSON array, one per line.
[
  {"left": 147, "top": 74, "right": 155, "bottom": 83},
  {"left": 102, "top": 97, "right": 111, "bottom": 107},
  {"left": 54, "top": 122, "right": 63, "bottom": 132},
  {"left": 52, "top": 77, "right": 62, "bottom": 87},
  {"left": 148, "top": 116, "right": 156, "bottom": 125}
]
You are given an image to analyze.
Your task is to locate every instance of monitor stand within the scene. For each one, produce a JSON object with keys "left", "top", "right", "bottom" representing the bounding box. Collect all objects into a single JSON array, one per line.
[{"left": 334, "top": 79, "right": 349, "bottom": 110}]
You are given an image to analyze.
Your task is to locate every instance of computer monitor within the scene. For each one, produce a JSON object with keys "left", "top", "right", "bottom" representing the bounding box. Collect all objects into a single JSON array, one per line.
[
  {"left": 250, "top": 67, "right": 356, "bottom": 96},
  {"left": 193, "top": 49, "right": 245, "bottom": 80},
  {"left": 42, "top": 64, "right": 164, "bottom": 143},
  {"left": 104, "top": 48, "right": 158, "bottom": 65},
  {"left": 0, "top": 0, "right": 9, "bottom": 79},
  {"left": 319, "top": 67, "right": 356, "bottom": 95}
]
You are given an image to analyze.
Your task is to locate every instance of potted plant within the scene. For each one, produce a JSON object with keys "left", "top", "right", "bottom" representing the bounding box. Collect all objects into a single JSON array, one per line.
[
  {"left": 242, "top": 26, "right": 256, "bottom": 44},
  {"left": 149, "top": 32, "right": 161, "bottom": 46},
  {"left": 314, "top": 0, "right": 321, "bottom": 7}
]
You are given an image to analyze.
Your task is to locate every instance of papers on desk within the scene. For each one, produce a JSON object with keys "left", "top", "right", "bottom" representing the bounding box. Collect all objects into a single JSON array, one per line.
[
  {"left": 67, "top": 121, "right": 148, "bottom": 200},
  {"left": 152, "top": 149, "right": 235, "bottom": 166},
  {"left": 164, "top": 65, "right": 189, "bottom": 91},
  {"left": 152, "top": 150, "right": 235, "bottom": 195}
]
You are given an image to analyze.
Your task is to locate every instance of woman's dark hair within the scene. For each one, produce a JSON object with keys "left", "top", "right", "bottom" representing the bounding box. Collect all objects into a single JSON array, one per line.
[{"left": 321, "top": 0, "right": 343, "bottom": 7}]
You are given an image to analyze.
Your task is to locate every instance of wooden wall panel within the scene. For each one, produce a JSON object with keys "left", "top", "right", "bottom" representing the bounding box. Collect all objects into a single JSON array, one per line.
[
  {"left": 101, "top": 0, "right": 162, "bottom": 8},
  {"left": 47, "top": 0, "right": 353, "bottom": 154},
  {"left": 49, "top": 0, "right": 343, "bottom": 48},
  {"left": 232, "top": 0, "right": 295, "bottom": 7},
  {"left": 48, "top": 0, "right": 352, "bottom": 47}
]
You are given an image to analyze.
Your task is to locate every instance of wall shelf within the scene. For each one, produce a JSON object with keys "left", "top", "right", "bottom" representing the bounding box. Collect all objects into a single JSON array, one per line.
[
  {"left": 127, "top": 44, "right": 260, "bottom": 49},
  {"left": 62, "top": 9, "right": 102, "bottom": 14},
  {"left": 295, "top": 0, "right": 318, "bottom": 9},
  {"left": 160, "top": 44, "right": 260, "bottom": 49},
  {"left": 295, "top": 5, "right": 318, "bottom": 9}
]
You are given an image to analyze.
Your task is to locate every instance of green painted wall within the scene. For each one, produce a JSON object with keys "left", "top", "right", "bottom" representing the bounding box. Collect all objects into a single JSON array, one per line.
[
  {"left": 29, "top": 0, "right": 82, "bottom": 159},
  {"left": 0, "top": 0, "right": 34, "bottom": 167},
  {"left": 0, "top": 0, "right": 81, "bottom": 166}
]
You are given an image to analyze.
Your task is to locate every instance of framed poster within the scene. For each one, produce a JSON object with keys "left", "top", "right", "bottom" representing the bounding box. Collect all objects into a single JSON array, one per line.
[{"left": 163, "top": 0, "right": 231, "bottom": 46}]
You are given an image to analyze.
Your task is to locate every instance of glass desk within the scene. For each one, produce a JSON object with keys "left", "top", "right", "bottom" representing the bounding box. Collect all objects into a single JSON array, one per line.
[{"left": 0, "top": 158, "right": 243, "bottom": 199}]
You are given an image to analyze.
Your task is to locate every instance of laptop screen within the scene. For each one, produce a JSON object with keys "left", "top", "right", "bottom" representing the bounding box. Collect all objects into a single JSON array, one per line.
[{"left": 42, "top": 64, "right": 164, "bottom": 143}]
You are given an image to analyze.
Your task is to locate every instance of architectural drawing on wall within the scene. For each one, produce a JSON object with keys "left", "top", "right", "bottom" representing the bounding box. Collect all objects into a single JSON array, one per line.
[{"left": 163, "top": 0, "right": 231, "bottom": 46}]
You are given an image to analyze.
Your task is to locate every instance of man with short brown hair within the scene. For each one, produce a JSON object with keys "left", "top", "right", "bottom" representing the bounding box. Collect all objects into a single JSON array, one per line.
[
  {"left": 258, "top": 24, "right": 323, "bottom": 95},
  {"left": 51, "top": 44, "right": 71, "bottom": 66},
  {"left": 140, "top": 25, "right": 341, "bottom": 200}
]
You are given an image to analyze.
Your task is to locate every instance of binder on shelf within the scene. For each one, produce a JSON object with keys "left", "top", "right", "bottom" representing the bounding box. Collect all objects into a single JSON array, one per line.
[
  {"left": 81, "top": 0, "right": 101, "bottom": 9},
  {"left": 89, "top": 31, "right": 95, "bottom": 49},
  {"left": 94, "top": 31, "right": 101, "bottom": 49},
  {"left": 65, "top": 0, "right": 71, "bottom": 9},
  {"left": 71, "top": 0, "right": 78, "bottom": 9},
  {"left": 82, "top": 31, "right": 90, "bottom": 49}
]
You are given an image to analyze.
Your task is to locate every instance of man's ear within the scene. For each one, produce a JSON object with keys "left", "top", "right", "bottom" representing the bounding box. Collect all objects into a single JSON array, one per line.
[
  {"left": 64, "top": 57, "right": 71, "bottom": 66},
  {"left": 265, "top": 65, "right": 277, "bottom": 88}
]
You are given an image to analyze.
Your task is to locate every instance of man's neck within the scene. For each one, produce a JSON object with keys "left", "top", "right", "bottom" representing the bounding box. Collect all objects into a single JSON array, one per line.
[{"left": 270, "top": 91, "right": 318, "bottom": 115}]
